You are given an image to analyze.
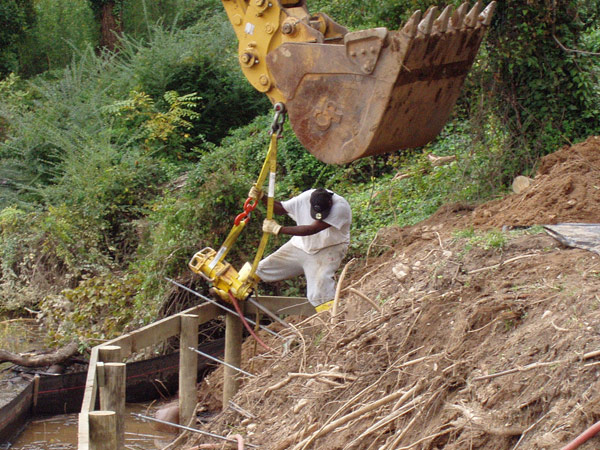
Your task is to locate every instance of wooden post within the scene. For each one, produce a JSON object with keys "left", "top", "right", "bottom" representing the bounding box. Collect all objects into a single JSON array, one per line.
[
  {"left": 89, "top": 411, "right": 117, "bottom": 450},
  {"left": 98, "top": 345, "right": 122, "bottom": 363},
  {"left": 223, "top": 312, "right": 243, "bottom": 409},
  {"left": 32, "top": 374, "right": 40, "bottom": 414},
  {"left": 179, "top": 314, "right": 199, "bottom": 427},
  {"left": 99, "top": 363, "right": 125, "bottom": 449}
]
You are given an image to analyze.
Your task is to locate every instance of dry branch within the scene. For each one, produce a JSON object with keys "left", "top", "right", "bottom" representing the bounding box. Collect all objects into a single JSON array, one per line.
[
  {"left": 348, "top": 288, "right": 382, "bottom": 313},
  {"left": 265, "top": 371, "right": 357, "bottom": 393},
  {"left": 347, "top": 395, "right": 423, "bottom": 448},
  {"left": 472, "top": 358, "right": 571, "bottom": 382},
  {"left": 427, "top": 153, "right": 457, "bottom": 166},
  {"left": 333, "top": 258, "right": 356, "bottom": 318},
  {"left": 0, "top": 342, "right": 78, "bottom": 367},
  {"left": 468, "top": 253, "right": 539, "bottom": 275},
  {"left": 292, "top": 381, "right": 422, "bottom": 450},
  {"left": 335, "top": 314, "right": 392, "bottom": 348},
  {"left": 272, "top": 424, "right": 318, "bottom": 450}
]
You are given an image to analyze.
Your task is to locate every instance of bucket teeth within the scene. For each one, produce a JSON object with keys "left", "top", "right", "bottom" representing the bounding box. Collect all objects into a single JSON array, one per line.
[
  {"left": 401, "top": 10, "right": 422, "bottom": 37},
  {"left": 479, "top": 1, "right": 497, "bottom": 26},
  {"left": 450, "top": 2, "right": 468, "bottom": 29},
  {"left": 433, "top": 5, "right": 452, "bottom": 33},
  {"left": 465, "top": 1, "right": 484, "bottom": 27},
  {"left": 418, "top": 7, "right": 438, "bottom": 35}
]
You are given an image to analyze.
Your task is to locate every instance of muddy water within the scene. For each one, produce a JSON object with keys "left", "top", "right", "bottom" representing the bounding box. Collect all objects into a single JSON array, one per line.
[
  {"left": 1, "top": 318, "right": 183, "bottom": 449},
  {"left": 0, "top": 318, "right": 42, "bottom": 408},
  {"left": 8, "top": 403, "right": 176, "bottom": 450}
]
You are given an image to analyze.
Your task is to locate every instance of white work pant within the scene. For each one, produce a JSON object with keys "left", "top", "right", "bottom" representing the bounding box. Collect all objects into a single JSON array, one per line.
[{"left": 256, "top": 241, "right": 349, "bottom": 307}]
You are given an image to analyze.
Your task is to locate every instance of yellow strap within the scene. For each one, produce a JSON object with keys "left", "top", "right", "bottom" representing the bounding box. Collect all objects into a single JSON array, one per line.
[
  {"left": 210, "top": 133, "right": 278, "bottom": 276},
  {"left": 250, "top": 133, "right": 278, "bottom": 275},
  {"left": 212, "top": 221, "right": 246, "bottom": 267}
]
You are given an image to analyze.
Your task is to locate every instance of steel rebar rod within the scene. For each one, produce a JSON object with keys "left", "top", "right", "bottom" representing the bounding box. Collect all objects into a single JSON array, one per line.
[
  {"left": 248, "top": 294, "right": 291, "bottom": 329},
  {"left": 165, "top": 277, "right": 281, "bottom": 338},
  {"left": 131, "top": 413, "right": 258, "bottom": 448},
  {"left": 189, "top": 347, "right": 256, "bottom": 378}
]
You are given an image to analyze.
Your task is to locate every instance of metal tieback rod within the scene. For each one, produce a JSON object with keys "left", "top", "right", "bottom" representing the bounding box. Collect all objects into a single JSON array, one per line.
[
  {"left": 248, "top": 293, "right": 291, "bottom": 330},
  {"left": 189, "top": 347, "right": 256, "bottom": 378},
  {"left": 165, "top": 277, "right": 281, "bottom": 339},
  {"left": 132, "top": 413, "right": 258, "bottom": 448}
]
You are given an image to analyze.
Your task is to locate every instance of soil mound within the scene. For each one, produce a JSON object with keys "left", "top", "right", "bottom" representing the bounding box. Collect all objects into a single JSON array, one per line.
[
  {"left": 468, "top": 136, "right": 600, "bottom": 228},
  {"left": 184, "top": 138, "right": 600, "bottom": 450}
]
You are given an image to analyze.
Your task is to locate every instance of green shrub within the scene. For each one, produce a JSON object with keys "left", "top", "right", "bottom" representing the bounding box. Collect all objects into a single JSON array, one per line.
[
  {"left": 113, "top": 22, "right": 269, "bottom": 145},
  {"left": 20, "top": 0, "right": 97, "bottom": 75},
  {"left": 40, "top": 272, "right": 142, "bottom": 346},
  {"left": 0, "top": 0, "right": 35, "bottom": 77}
]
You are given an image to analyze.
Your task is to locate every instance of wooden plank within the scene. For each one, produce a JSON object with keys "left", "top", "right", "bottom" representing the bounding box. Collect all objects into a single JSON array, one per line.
[
  {"left": 130, "top": 315, "right": 181, "bottom": 352},
  {"left": 102, "top": 302, "right": 221, "bottom": 354},
  {"left": 0, "top": 380, "right": 33, "bottom": 443},
  {"left": 78, "top": 412, "right": 90, "bottom": 450},
  {"left": 81, "top": 347, "right": 99, "bottom": 413},
  {"left": 179, "top": 314, "right": 199, "bottom": 426},
  {"left": 245, "top": 296, "right": 315, "bottom": 317},
  {"left": 101, "top": 336, "right": 132, "bottom": 360},
  {"left": 98, "top": 346, "right": 121, "bottom": 363}
]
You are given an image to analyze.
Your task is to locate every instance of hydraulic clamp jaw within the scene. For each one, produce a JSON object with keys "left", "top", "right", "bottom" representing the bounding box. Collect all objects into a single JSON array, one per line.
[{"left": 189, "top": 248, "right": 257, "bottom": 303}]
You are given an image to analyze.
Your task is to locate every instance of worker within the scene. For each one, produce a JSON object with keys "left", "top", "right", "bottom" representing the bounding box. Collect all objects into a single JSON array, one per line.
[{"left": 249, "top": 187, "right": 352, "bottom": 312}]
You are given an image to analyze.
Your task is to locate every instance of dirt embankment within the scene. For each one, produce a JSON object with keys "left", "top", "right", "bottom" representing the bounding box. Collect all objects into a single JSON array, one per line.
[{"left": 185, "top": 137, "right": 600, "bottom": 450}]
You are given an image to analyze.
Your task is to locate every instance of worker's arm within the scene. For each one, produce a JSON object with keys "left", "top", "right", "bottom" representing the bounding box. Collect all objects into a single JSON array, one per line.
[
  {"left": 269, "top": 199, "right": 288, "bottom": 216},
  {"left": 263, "top": 218, "right": 331, "bottom": 236},
  {"left": 280, "top": 220, "right": 331, "bottom": 236}
]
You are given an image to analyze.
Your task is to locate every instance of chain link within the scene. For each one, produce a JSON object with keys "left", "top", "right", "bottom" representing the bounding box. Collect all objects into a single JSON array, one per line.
[{"left": 270, "top": 102, "right": 287, "bottom": 137}]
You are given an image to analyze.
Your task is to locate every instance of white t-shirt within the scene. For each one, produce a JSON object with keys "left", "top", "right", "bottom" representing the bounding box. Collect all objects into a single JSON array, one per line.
[{"left": 281, "top": 189, "right": 352, "bottom": 255}]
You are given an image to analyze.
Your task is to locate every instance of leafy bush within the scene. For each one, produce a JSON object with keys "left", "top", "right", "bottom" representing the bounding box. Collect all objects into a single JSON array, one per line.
[
  {"left": 20, "top": 0, "right": 97, "bottom": 75},
  {"left": 0, "top": 0, "right": 35, "bottom": 77},
  {"left": 40, "top": 272, "right": 142, "bottom": 346},
  {"left": 113, "top": 21, "right": 269, "bottom": 145},
  {"left": 122, "top": 0, "right": 222, "bottom": 37},
  {"left": 474, "top": 0, "right": 600, "bottom": 182}
]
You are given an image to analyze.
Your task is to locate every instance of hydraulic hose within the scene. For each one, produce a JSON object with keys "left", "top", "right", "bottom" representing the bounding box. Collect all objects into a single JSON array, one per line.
[
  {"left": 228, "top": 292, "right": 273, "bottom": 352},
  {"left": 560, "top": 420, "right": 600, "bottom": 450}
]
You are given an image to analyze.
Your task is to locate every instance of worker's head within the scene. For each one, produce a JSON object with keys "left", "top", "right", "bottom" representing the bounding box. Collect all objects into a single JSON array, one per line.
[{"left": 310, "top": 188, "right": 334, "bottom": 221}]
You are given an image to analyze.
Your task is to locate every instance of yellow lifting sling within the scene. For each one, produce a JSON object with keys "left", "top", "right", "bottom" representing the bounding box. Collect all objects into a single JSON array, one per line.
[{"left": 188, "top": 104, "right": 286, "bottom": 303}]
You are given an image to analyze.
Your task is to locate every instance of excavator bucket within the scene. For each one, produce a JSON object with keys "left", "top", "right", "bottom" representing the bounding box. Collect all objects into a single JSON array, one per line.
[
  {"left": 221, "top": 0, "right": 496, "bottom": 164},
  {"left": 269, "top": 2, "right": 496, "bottom": 163}
]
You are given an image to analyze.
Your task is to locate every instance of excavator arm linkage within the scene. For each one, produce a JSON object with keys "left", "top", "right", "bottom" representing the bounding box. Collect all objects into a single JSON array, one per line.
[{"left": 221, "top": 0, "right": 496, "bottom": 164}]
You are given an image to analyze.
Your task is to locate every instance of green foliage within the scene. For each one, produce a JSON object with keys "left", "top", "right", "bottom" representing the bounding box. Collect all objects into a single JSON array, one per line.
[
  {"left": 40, "top": 272, "right": 142, "bottom": 346},
  {"left": 478, "top": 0, "right": 600, "bottom": 181},
  {"left": 104, "top": 89, "right": 202, "bottom": 159},
  {"left": 0, "top": 204, "right": 111, "bottom": 313},
  {"left": 452, "top": 228, "right": 508, "bottom": 254},
  {"left": 0, "top": 0, "right": 35, "bottom": 77},
  {"left": 20, "top": 0, "right": 97, "bottom": 75},
  {"left": 122, "top": 0, "right": 222, "bottom": 36},
  {"left": 113, "top": 22, "right": 269, "bottom": 144}
]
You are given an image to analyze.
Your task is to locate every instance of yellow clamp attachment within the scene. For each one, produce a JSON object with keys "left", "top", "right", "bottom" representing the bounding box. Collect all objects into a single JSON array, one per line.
[{"left": 188, "top": 248, "right": 256, "bottom": 302}]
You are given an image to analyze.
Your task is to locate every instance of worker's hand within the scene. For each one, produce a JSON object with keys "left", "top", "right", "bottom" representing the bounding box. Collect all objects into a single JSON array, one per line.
[
  {"left": 248, "top": 186, "right": 263, "bottom": 201},
  {"left": 263, "top": 219, "right": 282, "bottom": 235}
]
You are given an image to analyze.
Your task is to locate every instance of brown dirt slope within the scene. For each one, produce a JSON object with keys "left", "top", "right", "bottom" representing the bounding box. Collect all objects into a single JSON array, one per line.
[{"left": 186, "top": 136, "right": 600, "bottom": 450}]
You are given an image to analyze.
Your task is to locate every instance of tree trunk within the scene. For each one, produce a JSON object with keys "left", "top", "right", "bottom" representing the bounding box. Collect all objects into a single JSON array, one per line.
[
  {"left": 0, "top": 342, "right": 78, "bottom": 367},
  {"left": 100, "top": 1, "right": 122, "bottom": 52}
]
